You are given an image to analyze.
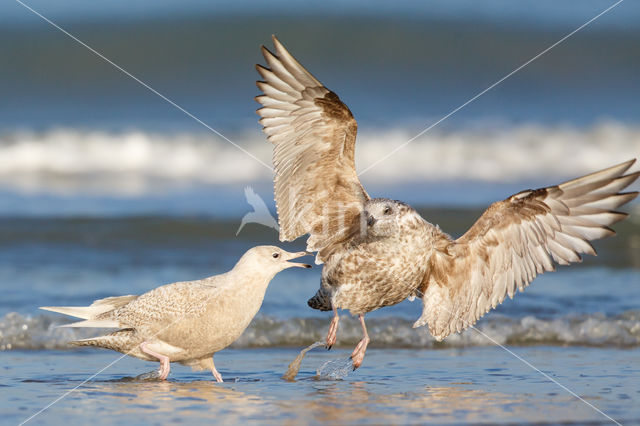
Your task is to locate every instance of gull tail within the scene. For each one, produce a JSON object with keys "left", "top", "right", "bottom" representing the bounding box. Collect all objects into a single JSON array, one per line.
[
  {"left": 40, "top": 306, "right": 108, "bottom": 320},
  {"left": 58, "top": 319, "right": 120, "bottom": 328},
  {"left": 307, "top": 288, "right": 332, "bottom": 312},
  {"left": 40, "top": 295, "right": 137, "bottom": 328},
  {"left": 38, "top": 306, "right": 119, "bottom": 328},
  {"left": 71, "top": 329, "right": 139, "bottom": 351}
]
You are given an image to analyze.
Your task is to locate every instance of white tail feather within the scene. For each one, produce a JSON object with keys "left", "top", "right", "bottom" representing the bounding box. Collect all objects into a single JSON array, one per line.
[
  {"left": 39, "top": 305, "right": 114, "bottom": 319},
  {"left": 58, "top": 319, "right": 120, "bottom": 328}
]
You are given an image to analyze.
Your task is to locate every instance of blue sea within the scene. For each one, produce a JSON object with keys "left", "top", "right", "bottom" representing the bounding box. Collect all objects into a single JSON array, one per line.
[{"left": 1, "top": 1, "right": 639, "bottom": 424}]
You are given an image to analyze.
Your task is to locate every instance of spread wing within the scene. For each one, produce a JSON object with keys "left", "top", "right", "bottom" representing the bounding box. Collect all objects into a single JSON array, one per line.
[
  {"left": 415, "top": 160, "right": 639, "bottom": 340},
  {"left": 255, "top": 36, "right": 369, "bottom": 262}
]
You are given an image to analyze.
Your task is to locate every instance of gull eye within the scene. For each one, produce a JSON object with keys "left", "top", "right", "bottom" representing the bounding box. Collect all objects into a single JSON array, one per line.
[
  {"left": 383, "top": 206, "right": 392, "bottom": 215},
  {"left": 272, "top": 252, "right": 280, "bottom": 258}
]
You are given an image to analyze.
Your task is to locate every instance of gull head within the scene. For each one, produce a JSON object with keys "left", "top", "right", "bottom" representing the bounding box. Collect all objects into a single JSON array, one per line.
[
  {"left": 241, "top": 245, "right": 312, "bottom": 273},
  {"left": 362, "top": 198, "right": 411, "bottom": 238}
]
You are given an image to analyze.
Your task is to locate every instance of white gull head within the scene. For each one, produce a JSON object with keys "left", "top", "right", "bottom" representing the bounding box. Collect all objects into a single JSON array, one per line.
[{"left": 234, "top": 245, "right": 312, "bottom": 276}]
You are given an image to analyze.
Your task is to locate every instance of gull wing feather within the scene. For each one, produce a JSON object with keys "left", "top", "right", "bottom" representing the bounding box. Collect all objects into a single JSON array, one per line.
[
  {"left": 93, "top": 280, "right": 225, "bottom": 344},
  {"left": 41, "top": 279, "right": 219, "bottom": 335},
  {"left": 415, "top": 160, "right": 639, "bottom": 340},
  {"left": 256, "top": 36, "right": 369, "bottom": 262}
]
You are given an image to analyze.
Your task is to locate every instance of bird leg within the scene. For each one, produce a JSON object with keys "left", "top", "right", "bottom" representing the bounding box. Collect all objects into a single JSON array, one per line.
[
  {"left": 326, "top": 303, "right": 339, "bottom": 349},
  {"left": 140, "top": 342, "right": 171, "bottom": 380},
  {"left": 210, "top": 356, "right": 223, "bottom": 383},
  {"left": 196, "top": 357, "right": 224, "bottom": 383},
  {"left": 350, "top": 314, "right": 370, "bottom": 370}
]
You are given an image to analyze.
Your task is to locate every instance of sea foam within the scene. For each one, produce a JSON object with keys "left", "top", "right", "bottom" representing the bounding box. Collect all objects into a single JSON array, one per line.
[
  {"left": 0, "top": 121, "right": 637, "bottom": 195},
  {"left": 3, "top": 311, "right": 640, "bottom": 351}
]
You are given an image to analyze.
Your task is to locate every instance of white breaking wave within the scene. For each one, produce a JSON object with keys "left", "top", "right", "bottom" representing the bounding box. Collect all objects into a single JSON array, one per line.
[
  {"left": 0, "top": 122, "right": 638, "bottom": 195},
  {"left": 3, "top": 312, "right": 640, "bottom": 350},
  {"left": 0, "top": 128, "right": 273, "bottom": 195}
]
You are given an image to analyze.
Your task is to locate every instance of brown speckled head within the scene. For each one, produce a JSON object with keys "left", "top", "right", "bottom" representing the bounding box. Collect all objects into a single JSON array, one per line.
[{"left": 363, "top": 198, "right": 419, "bottom": 238}]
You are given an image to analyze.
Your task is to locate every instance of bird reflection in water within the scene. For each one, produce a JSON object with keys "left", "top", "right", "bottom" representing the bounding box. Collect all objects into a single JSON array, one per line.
[{"left": 274, "top": 382, "right": 562, "bottom": 424}]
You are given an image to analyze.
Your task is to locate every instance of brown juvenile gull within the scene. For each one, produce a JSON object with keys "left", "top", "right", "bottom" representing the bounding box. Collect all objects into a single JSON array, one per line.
[
  {"left": 40, "top": 246, "right": 311, "bottom": 381},
  {"left": 255, "top": 36, "right": 640, "bottom": 369}
]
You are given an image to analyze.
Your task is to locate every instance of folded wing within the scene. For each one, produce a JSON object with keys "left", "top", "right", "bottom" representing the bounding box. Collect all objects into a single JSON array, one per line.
[
  {"left": 256, "top": 36, "right": 369, "bottom": 262},
  {"left": 415, "top": 160, "right": 639, "bottom": 340}
]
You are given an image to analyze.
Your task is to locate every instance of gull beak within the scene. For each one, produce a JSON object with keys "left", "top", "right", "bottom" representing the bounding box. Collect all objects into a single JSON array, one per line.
[
  {"left": 284, "top": 251, "right": 313, "bottom": 269},
  {"left": 367, "top": 215, "right": 376, "bottom": 227}
]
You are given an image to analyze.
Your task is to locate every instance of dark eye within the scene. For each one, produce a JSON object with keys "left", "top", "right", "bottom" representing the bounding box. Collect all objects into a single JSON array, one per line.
[
  {"left": 383, "top": 206, "right": 392, "bottom": 215},
  {"left": 272, "top": 252, "right": 279, "bottom": 258}
]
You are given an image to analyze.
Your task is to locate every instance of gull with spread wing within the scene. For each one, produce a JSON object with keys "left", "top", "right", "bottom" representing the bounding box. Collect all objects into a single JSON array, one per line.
[{"left": 255, "top": 36, "right": 639, "bottom": 370}]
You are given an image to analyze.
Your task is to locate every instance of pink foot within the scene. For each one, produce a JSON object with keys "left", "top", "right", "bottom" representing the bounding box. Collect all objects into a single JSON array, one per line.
[
  {"left": 350, "top": 314, "right": 370, "bottom": 370},
  {"left": 326, "top": 316, "right": 339, "bottom": 349},
  {"left": 212, "top": 369, "right": 223, "bottom": 383},
  {"left": 140, "top": 342, "right": 171, "bottom": 380},
  {"left": 326, "top": 304, "right": 339, "bottom": 350},
  {"left": 158, "top": 358, "right": 170, "bottom": 380},
  {"left": 350, "top": 337, "right": 370, "bottom": 370},
  {"left": 211, "top": 357, "right": 223, "bottom": 383}
]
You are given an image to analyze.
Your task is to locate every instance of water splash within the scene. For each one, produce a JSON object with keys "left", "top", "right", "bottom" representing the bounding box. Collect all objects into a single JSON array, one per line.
[
  {"left": 282, "top": 341, "right": 324, "bottom": 381},
  {"left": 135, "top": 370, "right": 162, "bottom": 381},
  {"left": 316, "top": 357, "right": 354, "bottom": 380},
  {"left": 281, "top": 340, "right": 354, "bottom": 381}
]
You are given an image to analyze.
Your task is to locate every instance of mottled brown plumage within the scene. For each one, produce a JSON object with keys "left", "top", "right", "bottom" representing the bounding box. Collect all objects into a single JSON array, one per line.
[{"left": 255, "top": 36, "right": 639, "bottom": 369}]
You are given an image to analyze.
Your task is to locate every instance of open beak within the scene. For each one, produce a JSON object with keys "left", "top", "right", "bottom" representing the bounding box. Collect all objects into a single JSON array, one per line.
[{"left": 284, "top": 251, "right": 313, "bottom": 269}]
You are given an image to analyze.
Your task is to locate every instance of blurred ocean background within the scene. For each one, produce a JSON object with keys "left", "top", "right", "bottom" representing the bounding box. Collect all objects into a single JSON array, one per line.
[{"left": 1, "top": 1, "right": 639, "bottom": 424}]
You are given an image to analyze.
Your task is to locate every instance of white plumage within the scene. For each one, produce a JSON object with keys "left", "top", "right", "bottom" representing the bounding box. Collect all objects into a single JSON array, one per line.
[{"left": 41, "top": 246, "right": 311, "bottom": 381}]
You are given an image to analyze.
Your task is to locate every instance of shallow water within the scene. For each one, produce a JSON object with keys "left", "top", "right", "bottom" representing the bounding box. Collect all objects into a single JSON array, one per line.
[
  {"left": 2, "top": 213, "right": 639, "bottom": 352},
  {"left": 1, "top": 4, "right": 640, "bottom": 424},
  {"left": 1, "top": 210, "right": 638, "bottom": 425},
  {"left": 4, "top": 347, "right": 639, "bottom": 425}
]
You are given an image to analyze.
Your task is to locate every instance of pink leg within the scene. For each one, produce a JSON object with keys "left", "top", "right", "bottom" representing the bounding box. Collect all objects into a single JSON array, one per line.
[
  {"left": 350, "top": 314, "right": 370, "bottom": 370},
  {"left": 326, "top": 303, "right": 339, "bottom": 349},
  {"left": 140, "top": 342, "right": 170, "bottom": 380},
  {"left": 197, "top": 357, "right": 223, "bottom": 383},
  {"left": 211, "top": 356, "right": 223, "bottom": 383}
]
